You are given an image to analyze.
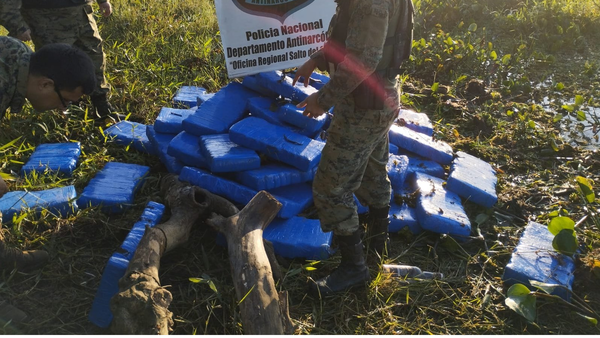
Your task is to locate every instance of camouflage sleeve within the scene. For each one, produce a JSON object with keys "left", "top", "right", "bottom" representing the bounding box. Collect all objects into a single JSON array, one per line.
[
  {"left": 0, "top": 0, "right": 29, "bottom": 37},
  {"left": 316, "top": 0, "right": 391, "bottom": 110},
  {"left": 0, "top": 76, "right": 10, "bottom": 120},
  {"left": 309, "top": 6, "right": 338, "bottom": 72}
]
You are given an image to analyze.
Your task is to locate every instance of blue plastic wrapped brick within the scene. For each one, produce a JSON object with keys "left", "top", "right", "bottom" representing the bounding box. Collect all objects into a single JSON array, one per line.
[
  {"left": 147, "top": 125, "right": 184, "bottom": 174},
  {"left": 183, "top": 82, "right": 259, "bottom": 136},
  {"left": 241, "top": 74, "right": 278, "bottom": 97},
  {"left": 413, "top": 172, "right": 471, "bottom": 237},
  {"left": 173, "top": 85, "right": 207, "bottom": 108},
  {"left": 396, "top": 109, "right": 433, "bottom": 136},
  {"left": 0, "top": 185, "right": 78, "bottom": 223},
  {"left": 233, "top": 163, "right": 317, "bottom": 190},
  {"left": 279, "top": 102, "right": 328, "bottom": 138},
  {"left": 293, "top": 71, "right": 330, "bottom": 90},
  {"left": 247, "top": 97, "right": 286, "bottom": 126},
  {"left": 386, "top": 154, "right": 409, "bottom": 192},
  {"left": 446, "top": 151, "right": 497, "bottom": 208},
  {"left": 389, "top": 125, "right": 454, "bottom": 165},
  {"left": 406, "top": 157, "right": 446, "bottom": 180},
  {"left": 389, "top": 202, "right": 422, "bottom": 234},
  {"left": 255, "top": 70, "right": 318, "bottom": 102},
  {"left": 87, "top": 253, "right": 129, "bottom": 328},
  {"left": 119, "top": 201, "right": 165, "bottom": 260},
  {"left": 88, "top": 201, "right": 165, "bottom": 328},
  {"left": 199, "top": 134, "right": 261, "bottom": 173},
  {"left": 179, "top": 166, "right": 312, "bottom": 218},
  {"left": 104, "top": 121, "right": 155, "bottom": 155},
  {"left": 389, "top": 143, "right": 399, "bottom": 155},
  {"left": 20, "top": 142, "right": 81, "bottom": 177},
  {"left": 167, "top": 131, "right": 208, "bottom": 169},
  {"left": 154, "top": 107, "right": 197, "bottom": 134},
  {"left": 263, "top": 217, "right": 333, "bottom": 260},
  {"left": 197, "top": 92, "right": 215, "bottom": 105},
  {"left": 229, "top": 117, "right": 325, "bottom": 171},
  {"left": 77, "top": 162, "right": 149, "bottom": 214},
  {"left": 503, "top": 221, "right": 575, "bottom": 301}
]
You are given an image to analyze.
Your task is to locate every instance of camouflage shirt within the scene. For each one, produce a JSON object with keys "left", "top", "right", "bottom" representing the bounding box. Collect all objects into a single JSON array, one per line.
[
  {"left": 0, "top": 0, "right": 29, "bottom": 36},
  {"left": 310, "top": 0, "right": 399, "bottom": 110},
  {"left": 0, "top": 36, "right": 31, "bottom": 120}
]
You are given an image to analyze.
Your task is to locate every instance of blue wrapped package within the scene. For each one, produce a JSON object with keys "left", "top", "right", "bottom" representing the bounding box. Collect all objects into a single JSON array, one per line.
[
  {"left": 88, "top": 201, "right": 165, "bottom": 328},
  {"left": 396, "top": 109, "right": 433, "bottom": 136},
  {"left": 389, "top": 125, "right": 454, "bottom": 165},
  {"left": 446, "top": 151, "right": 497, "bottom": 208},
  {"left": 406, "top": 156, "right": 446, "bottom": 180},
  {"left": 503, "top": 221, "right": 575, "bottom": 301},
  {"left": 199, "top": 134, "right": 261, "bottom": 173},
  {"left": 386, "top": 154, "right": 409, "bottom": 192},
  {"left": 167, "top": 131, "right": 208, "bottom": 169},
  {"left": 179, "top": 166, "right": 311, "bottom": 218},
  {"left": 20, "top": 142, "right": 81, "bottom": 177},
  {"left": 389, "top": 202, "right": 422, "bottom": 234},
  {"left": 229, "top": 117, "right": 324, "bottom": 171},
  {"left": 154, "top": 107, "right": 197, "bottom": 134},
  {"left": 233, "top": 163, "right": 317, "bottom": 191},
  {"left": 389, "top": 143, "right": 399, "bottom": 155},
  {"left": 413, "top": 172, "right": 471, "bottom": 237},
  {"left": 104, "top": 121, "right": 155, "bottom": 155},
  {"left": 183, "top": 82, "right": 259, "bottom": 136},
  {"left": 241, "top": 74, "right": 278, "bottom": 97},
  {"left": 246, "top": 96, "right": 286, "bottom": 126},
  {"left": 263, "top": 217, "right": 333, "bottom": 260},
  {"left": 279, "top": 102, "right": 328, "bottom": 138},
  {"left": 77, "top": 162, "right": 149, "bottom": 214},
  {"left": 0, "top": 185, "right": 78, "bottom": 223},
  {"left": 173, "top": 85, "right": 207, "bottom": 108},
  {"left": 255, "top": 70, "right": 318, "bottom": 102},
  {"left": 147, "top": 125, "right": 184, "bottom": 174}
]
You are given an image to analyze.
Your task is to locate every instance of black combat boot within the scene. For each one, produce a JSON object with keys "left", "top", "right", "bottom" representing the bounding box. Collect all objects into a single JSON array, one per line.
[
  {"left": 308, "top": 231, "right": 370, "bottom": 297},
  {"left": 0, "top": 241, "right": 49, "bottom": 272},
  {"left": 90, "top": 93, "right": 123, "bottom": 122},
  {"left": 367, "top": 205, "right": 391, "bottom": 258}
]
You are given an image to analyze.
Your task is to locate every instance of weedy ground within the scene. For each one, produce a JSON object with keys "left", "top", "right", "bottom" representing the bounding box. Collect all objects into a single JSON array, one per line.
[{"left": 1, "top": 0, "right": 600, "bottom": 334}]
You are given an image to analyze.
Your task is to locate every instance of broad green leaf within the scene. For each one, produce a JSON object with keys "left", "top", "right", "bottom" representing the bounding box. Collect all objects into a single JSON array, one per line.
[
  {"left": 562, "top": 104, "right": 574, "bottom": 112},
  {"left": 575, "top": 176, "right": 595, "bottom": 203},
  {"left": 552, "top": 229, "right": 578, "bottom": 256},
  {"left": 304, "top": 266, "right": 317, "bottom": 271},
  {"left": 576, "top": 110, "right": 587, "bottom": 121},
  {"left": 490, "top": 50, "right": 498, "bottom": 60},
  {"left": 468, "top": 23, "right": 477, "bottom": 32},
  {"left": 528, "top": 120, "right": 536, "bottom": 128},
  {"left": 555, "top": 82, "right": 564, "bottom": 91},
  {"left": 530, "top": 280, "right": 562, "bottom": 295},
  {"left": 455, "top": 75, "right": 467, "bottom": 84},
  {"left": 548, "top": 210, "right": 560, "bottom": 217},
  {"left": 506, "top": 110, "right": 514, "bottom": 116},
  {"left": 502, "top": 54, "right": 511, "bottom": 65},
  {"left": 575, "top": 95, "right": 584, "bottom": 106},
  {"left": 431, "top": 82, "right": 439, "bottom": 93},
  {"left": 505, "top": 284, "right": 536, "bottom": 322},
  {"left": 553, "top": 114, "right": 563, "bottom": 123},
  {"left": 548, "top": 216, "right": 575, "bottom": 235},
  {"left": 189, "top": 277, "right": 203, "bottom": 283},
  {"left": 575, "top": 313, "right": 598, "bottom": 326}
]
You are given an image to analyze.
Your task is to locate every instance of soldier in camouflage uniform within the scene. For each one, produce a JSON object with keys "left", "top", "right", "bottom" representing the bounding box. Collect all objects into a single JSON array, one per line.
[
  {"left": 293, "top": 0, "right": 403, "bottom": 296},
  {"left": 0, "top": 0, "right": 114, "bottom": 119},
  {"left": 0, "top": 35, "right": 96, "bottom": 270}
]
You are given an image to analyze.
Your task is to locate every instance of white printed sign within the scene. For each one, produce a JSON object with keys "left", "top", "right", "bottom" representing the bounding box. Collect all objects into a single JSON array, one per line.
[{"left": 215, "top": 0, "right": 336, "bottom": 78}]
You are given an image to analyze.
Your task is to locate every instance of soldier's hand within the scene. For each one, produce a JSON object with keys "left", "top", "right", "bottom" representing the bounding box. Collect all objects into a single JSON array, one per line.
[
  {"left": 17, "top": 30, "right": 32, "bottom": 42},
  {"left": 99, "top": 1, "right": 113, "bottom": 17},
  {"left": 297, "top": 92, "right": 325, "bottom": 118},
  {"left": 292, "top": 58, "right": 317, "bottom": 87}
]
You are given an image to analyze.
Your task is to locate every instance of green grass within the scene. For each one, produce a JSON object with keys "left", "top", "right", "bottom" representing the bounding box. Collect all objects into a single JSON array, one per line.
[{"left": 1, "top": 0, "right": 600, "bottom": 334}]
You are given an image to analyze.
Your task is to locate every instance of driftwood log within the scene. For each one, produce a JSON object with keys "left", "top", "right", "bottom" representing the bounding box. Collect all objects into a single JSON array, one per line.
[
  {"left": 207, "top": 191, "right": 293, "bottom": 334},
  {"left": 110, "top": 175, "right": 292, "bottom": 334}
]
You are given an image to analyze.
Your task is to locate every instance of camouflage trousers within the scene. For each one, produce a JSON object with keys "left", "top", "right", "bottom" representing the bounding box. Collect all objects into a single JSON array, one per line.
[
  {"left": 21, "top": 4, "right": 109, "bottom": 97},
  {"left": 313, "top": 87, "right": 399, "bottom": 236}
]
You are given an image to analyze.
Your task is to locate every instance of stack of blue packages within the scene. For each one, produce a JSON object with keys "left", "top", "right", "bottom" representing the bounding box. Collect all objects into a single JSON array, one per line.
[
  {"left": 88, "top": 201, "right": 165, "bottom": 328},
  {"left": 20, "top": 142, "right": 82, "bottom": 177}
]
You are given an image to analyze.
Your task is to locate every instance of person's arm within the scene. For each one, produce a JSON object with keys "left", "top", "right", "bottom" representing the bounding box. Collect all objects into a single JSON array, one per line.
[
  {"left": 316, "top": 0, "right": 391, "bottom": 111},
  {"left": 0, "top": 0, "right": 31, "bottom": 41}
]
